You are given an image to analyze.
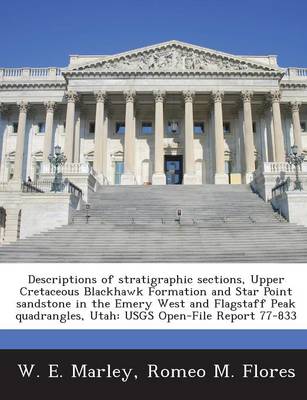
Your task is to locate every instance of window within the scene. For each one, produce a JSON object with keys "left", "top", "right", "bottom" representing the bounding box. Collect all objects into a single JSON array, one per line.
[
  {"left": 253, "top": 122, "right": 257, "bottom": 134},
  {"left": 223, "top": 122, "right": 231, "bottom": 134},
  {"left": 89, "top": 121, "right": 95, "bottom": 134},
  {"left": 194, "top": 122, "right": 204, "bottom": 135},
  {"left": 301, "top": 122, "right": 306, "bottom": 132},
  {"left": 115, "top": 122, "right": 125, "bottom": 135},
  {"left": 141, "top": 122, "right": 153, "bottom": 135},
  {"left": 115, "top": 161, "right": 124, "bottom": 184},
  {"left": 12, "top": 122, "right": 18, "bottom": 134},
  {"left": 63, "top": 122, "right": 66, "bottom": 132},
  {"left": 87, "top": 161, "right": 94, "bottom": 171},
  {"left": 38, "top": 122, "right": 45, "bottom": 134},
  {"left": 167, "top": 120, "right": 179, "bottom": 135}
]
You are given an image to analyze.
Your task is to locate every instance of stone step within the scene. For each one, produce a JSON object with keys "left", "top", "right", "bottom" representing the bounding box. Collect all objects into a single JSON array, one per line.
[{"left": 1, "top": 184, "right": 306, "bottom": 262}]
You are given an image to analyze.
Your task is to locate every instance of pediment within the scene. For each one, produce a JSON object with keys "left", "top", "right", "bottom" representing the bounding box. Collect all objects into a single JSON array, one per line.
[
  {"left": 84, "top": 150, "right": 94, "bottom": 158},
  {"left": 32, "top": 151, "right": 43, "bottom": 158},
  {"left": 67, "top": 40, "right": 283, "bottom": 77},
  {"left": 113, "top": 151, "right": 124, "bottom": 157}
]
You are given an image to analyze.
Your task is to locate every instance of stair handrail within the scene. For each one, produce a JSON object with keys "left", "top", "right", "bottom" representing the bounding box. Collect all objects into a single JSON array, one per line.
[
  {"left": 21, "top": 181, "right": 44, "bottom": 193},
  {"left": 64, "top": 179, "right": 83, "bottom": 198},
  {"left": 271, "top": 177, "right": 290, "bottom": 198}
]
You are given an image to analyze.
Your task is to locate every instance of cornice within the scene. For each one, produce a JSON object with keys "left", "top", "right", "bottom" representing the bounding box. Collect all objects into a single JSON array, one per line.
[
  {"left": 0, "top": 81, "right": 66, "bottom": 90},
  {"left": 280, "top": 82, "right": 307, "bottom": 89},
  {"left": 65, "top": 70, "right": 283, "bottom": 79}
]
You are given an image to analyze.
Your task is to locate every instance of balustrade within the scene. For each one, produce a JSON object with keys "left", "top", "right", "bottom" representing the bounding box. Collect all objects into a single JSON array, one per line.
[
  {"left": 285, "top": 68, "right": 307, "bottom": 79},
  {"left": 0, "top": 67, "right": 64, "bottom": 80},
  {"left": 41, "top": 162, "right": 91, "bottom": 174},
  {"left": 262, "top": 162, "right": 307, "bottom": 173}
]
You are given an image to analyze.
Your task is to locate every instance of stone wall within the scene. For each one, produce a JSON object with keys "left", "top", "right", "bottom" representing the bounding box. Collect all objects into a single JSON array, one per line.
[
  {"left": 272, "top": 191, "right": 307, "bottom": 227},
  {"left": 0, "top": 191, "right": 81, "bottom": 244}
]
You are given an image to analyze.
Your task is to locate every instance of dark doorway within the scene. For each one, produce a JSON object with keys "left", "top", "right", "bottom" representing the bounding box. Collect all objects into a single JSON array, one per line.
[{"left": 164, "top": 155, "right": 183, "bottom": 184}]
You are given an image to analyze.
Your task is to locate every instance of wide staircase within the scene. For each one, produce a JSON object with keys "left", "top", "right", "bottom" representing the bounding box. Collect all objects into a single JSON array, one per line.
[{"left": 1, "top": 184, "right": 307, "bottom": 262}]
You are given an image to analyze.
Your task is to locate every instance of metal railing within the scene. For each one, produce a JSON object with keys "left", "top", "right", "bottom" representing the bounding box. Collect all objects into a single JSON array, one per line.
[
  {"left": 64, "top": 180, "right": 82, "bottom": 198},
  {"left": 21, "top": 179, "right": 82, "bottom": 198},
  {"left": 272, "top": 177, "right": 290, "bottom": 197},
  {"left": 21, "top": 181, "right": 44, "bottom": 193}
]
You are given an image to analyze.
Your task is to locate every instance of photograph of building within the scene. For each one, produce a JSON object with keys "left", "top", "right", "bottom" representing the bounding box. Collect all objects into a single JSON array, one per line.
[{"left": 0, "top": 40, "right": 307, "bottom": 262}]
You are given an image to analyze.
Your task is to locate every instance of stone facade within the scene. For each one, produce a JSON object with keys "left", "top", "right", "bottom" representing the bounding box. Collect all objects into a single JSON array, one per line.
[{"left": 0, "top": 40, "right": 307, "bottom": 188}]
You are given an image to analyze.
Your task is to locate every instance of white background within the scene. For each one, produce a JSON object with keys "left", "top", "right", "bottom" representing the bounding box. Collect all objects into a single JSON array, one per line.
[{"left": 0, "top": 263, "right": 306, "bottom": 329}]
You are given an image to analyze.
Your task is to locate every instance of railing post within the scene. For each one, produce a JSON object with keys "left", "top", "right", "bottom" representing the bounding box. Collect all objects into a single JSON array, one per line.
[
  {"left": 22, "top": 68, "right": 30, "bottom": 78},
  {"left": 49, "top": 68, "right": 57, "bottom": 78}
]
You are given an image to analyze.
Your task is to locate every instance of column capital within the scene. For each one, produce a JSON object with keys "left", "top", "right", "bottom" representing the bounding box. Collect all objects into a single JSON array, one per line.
[
  {"left": 153, "top": 90, "right": 166, "bottom": 103},
  {"left": 241, "top": 90, "right": 253, "bottom": 103},
  {"left": 44, "top": 101, "right": 56, "bottom": 113},
  {"left": 65, "top": 91, "right": 79, "bottom": 103},
  {"left": 183, "top": 90, "right": 195, "bottom": 103},
  {"left": 124, "top": 90, "right": 136, "bottom": 103},
  {"left": 268, "top": 90, "right": 281, "bottom": 103},
  {"left": 95, "top": 90, "right": 107, "bottom": 103},
  {"left": 289, "top": 101, "right": 301, "bottom": 112},
  {"left": 211, "top": 90, "right": 224, "bottom": 103},
  {"left": 17, "top": 101, "right": 30, "bottom": 113}
]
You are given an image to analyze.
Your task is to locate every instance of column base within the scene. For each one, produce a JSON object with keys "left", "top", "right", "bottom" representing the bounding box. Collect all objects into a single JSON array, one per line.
[
  {"left": 214, "top": 173, "right": 228, "bottom": 184},
  {"left": 183, "top": 173, "right": 199, "bottom": 185},
  {"left": 243, "top": 172, "right": 254, "bottom": 184},
  {"left": 230, "top": 173, "right": 242, "bottom": 184},
  {"left": 152, "top": 173, "right": 166, "bottom": 185},
  {"left": 7, "top": 179, "right": 22, "bottom": 191},
  {"left": 120, "top": 173, "right": 136, "bottom": 185}
]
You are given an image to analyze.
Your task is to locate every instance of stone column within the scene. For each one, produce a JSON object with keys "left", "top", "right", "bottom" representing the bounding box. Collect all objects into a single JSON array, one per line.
[
  {"left": 241, "top": 91, "right": 255, "bottom": 182},
  {"left": 102, "top": 109, "right": 111, "bottom": 182},
  {"left": 64, "top": 91, "right": 78, "bottom": 163},
  {"left": 94, "top": 91, "right": 107, "bottom": 177},
  {"left": 212, "top": 91, "right": 228, "bottom": 184},
  {"left": 10, "top": 101, "right": 29, "bottom": 187},
  {"left": 263, "top": 102, "right": 275, "bottom": 162},
  {"left": 183, "top": 90, "right": 197, "bottom": 184},
  {"left": 43, "top": 101, "right": 56, "bottom": 163},
  {"left": 0, "top": 103, "right": 7, "bottom": 174},
  {"left": 233, "top": 110, "right": 243, "bottom": 180},
  {"left": 269, "top": 90, "right": 285, "bottom": 162},
  {"left": 121, "top": 90, "right": 136, "bottom": 185},
  {"left": 74, "top": 110, "right": 81, "bottom": 163},
  {"left": 152, "top": 90, "right": 166, "bottom": 185},
  {"left": 290, "top": 101, "right": 303, "bottom": 154},
  {"left": 259, "top": 114, "right": 269, "bottom": 163}
]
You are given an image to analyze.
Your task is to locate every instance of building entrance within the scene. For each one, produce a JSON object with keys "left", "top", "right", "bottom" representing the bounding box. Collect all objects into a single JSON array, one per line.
[{"left": 164, "top": 155, "right": 183, "bottom": 184}]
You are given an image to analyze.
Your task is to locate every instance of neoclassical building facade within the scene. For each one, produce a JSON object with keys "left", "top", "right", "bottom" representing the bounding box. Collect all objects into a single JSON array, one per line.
[{"left": 0, "top": 40, "right": 307, "bottom": 187}]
